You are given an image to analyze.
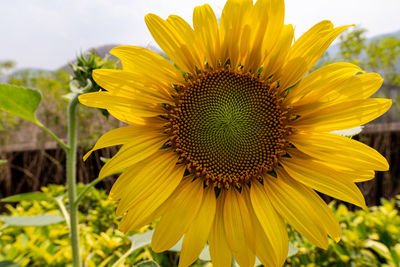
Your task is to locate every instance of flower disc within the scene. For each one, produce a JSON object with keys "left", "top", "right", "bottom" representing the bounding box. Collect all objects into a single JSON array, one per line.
[{"left": 167, "top": 68, "right": 291, "bottom": 189}]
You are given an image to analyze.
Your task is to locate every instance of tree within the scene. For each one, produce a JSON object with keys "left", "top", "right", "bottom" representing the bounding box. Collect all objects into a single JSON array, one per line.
[
  {"left": 339, "top": 27, "right": 367, "bottom": 65},
  {"left": 0, "top": 60, "right": 15, "bottom": 76}
]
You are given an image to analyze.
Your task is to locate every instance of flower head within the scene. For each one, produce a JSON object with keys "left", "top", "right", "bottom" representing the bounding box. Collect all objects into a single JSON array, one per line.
[{"left": 79, "top": 0, "right": 391, "bottom": 266}]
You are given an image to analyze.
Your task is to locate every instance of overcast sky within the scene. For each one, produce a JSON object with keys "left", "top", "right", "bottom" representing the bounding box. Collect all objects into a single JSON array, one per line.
[{"left": 1, "top": 0, "right": 399, "bottom": 70}]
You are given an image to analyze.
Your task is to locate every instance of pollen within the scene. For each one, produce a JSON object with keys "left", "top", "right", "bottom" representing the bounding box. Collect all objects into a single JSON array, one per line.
[{"left": 166, "top": 68, "right": 292, "bottom": 189}]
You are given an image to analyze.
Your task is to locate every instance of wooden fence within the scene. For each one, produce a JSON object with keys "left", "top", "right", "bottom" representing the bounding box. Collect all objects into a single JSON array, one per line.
[{"left": 1, "top": 123, "right": 399, "bottom": 209}]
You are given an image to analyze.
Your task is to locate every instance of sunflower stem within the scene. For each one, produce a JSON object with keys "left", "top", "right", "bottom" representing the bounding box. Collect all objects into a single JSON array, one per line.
[{"left": 66, "top": 94, "right": 82, "bottom": 267}]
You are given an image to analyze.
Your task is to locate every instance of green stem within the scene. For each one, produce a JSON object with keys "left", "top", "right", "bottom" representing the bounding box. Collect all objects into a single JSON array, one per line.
[
  {"left": 36, "top": 121, "right": 69, "bottom": 151},
  {"left": 66, "top": 94, "right": 82, "bottom": 267},
  {"left": 74, "top": 177, "right": 102, "bottom": 208}
]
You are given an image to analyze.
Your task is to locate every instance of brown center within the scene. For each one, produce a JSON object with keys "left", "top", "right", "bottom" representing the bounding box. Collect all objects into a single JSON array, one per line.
[{"left": 166, "top": 68, "right": 291, "bottom": 189}]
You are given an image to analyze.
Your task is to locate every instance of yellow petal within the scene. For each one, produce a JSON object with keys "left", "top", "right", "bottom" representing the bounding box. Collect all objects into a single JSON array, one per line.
[
  {"left": 235, "top": 0, "right": 286, "bottom": 73},
  {"left": 223, "top": 189, "right": 255, "bottom": 267},
  {"left": 219, "top": 0, "right": 253, "bottom": 67},
  {"left": 179, "top": 187, "right": 216, "bottom": 267},
  {"left": 324, "top": 73, "right": 383, "bottom": 102},
  {"left": 250, "top": 182, "right": 288, "bottom": 266},
  {"left": 277, "top": 57, "right": 308, "bottom": 91},
  {"left": 119, "top": 204, "right": 161, "bottom": 233},
  {"left": 292, "top": 98, "right": 392, "bottom": 131},
  {"left": 109, "top": 156, "right": 152, "bottom": 201},
  {"left": 321, "top": 162, "right": 376, "bottom": 182},
  {"left": 110, "top": 45, "right": 184, "bottom": 84},
  {"left": 92, "top": 69, "right": 173, "bottom": 103},
  {"left": 252, "top": 209, "right": 283, "bottom": 267},
  {"left": 280, "top": 21, "right": 351, "bottom": 90},
  {"left": 193, "top": 4, "right": 220, "bottom": 68},
  {"left": 239, "top": 0, "right": 268, "bottom": 72},
  {"left": 98, "top": 136, "right": 167, "bottom": 179},
  {"left": 79, "top": 92, "right": 165, "bottom": 120},
  {"left": 286, "top": 20, "right": 333, "bottom": 60},
  {"left": 145, "top": 14, "right": 203, "bottom": 73},
  {"left": 281, "top": 157, "right": 366, "bottom": 208},
  {"left": 293, "top": 73, "right": 384, "bottom": 114},
  {"left": 118, "top": 164, "right": 185, "bottom": 232},
  {"left": 278, "top": 168, "right": 341, "bottom": 242},
  {"left": 262, "top": 24, "right": 294, "bottom": 80},
  {"left": 290, "top": 131, "right": 389, "bottom": 171},
  {"left": 209, "top": 194, "right": 232, "bottom": 267},
  {"left": 83, "top": 124, "right": 162, "bottom": 161},
  {"left": 286, "top": 146, "right": 376, "bottom": 183},
  {"left": 167, "top": 15, "right": 205, "bottom": 69},
  {"left": 151, "top": 178, "right": 204, "bottom": 252},
  {"left": 114, "top": 151, "right": 179, "bottom": 215},
  {"left": 261, "top": 0, "right": 285, "bottom": 55},
  {"left": 239, "top": 186, "right": 283, "bottom": 266},
  {"left": 78, "top": 93, "right": 137, "bottom": 124},
  {"left": 265, "top": 168, "right": 341, "bottom": 248},
  {"left": 287, "top": 62, "right": 364, "bottom": 104}
]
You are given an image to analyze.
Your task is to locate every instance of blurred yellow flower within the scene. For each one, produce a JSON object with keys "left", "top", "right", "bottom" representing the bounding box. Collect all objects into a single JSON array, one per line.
[{"left": 79, "top": 0, "right": 391, "bottom": 266}]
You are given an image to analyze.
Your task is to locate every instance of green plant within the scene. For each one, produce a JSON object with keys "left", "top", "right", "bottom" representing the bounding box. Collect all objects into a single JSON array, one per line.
[
  {"left": 2, "top": 184, "right": 400, "bottom": 267},
  {"left": 286, "top": 197, "right": 400, "bottom": 266},
  {"left": 0, "top": 184, "right": 210, "bottom": 267}
]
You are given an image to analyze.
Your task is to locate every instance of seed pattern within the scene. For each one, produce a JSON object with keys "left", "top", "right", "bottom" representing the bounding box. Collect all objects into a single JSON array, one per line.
[{"left": 165, "top": 68, "right": 292, "bottom": 189}]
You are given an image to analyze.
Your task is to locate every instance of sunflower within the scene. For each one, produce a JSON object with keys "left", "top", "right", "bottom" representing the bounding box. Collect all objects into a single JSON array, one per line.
[{"left": 79, "top": 0, "right": 391, "bottom": 266}]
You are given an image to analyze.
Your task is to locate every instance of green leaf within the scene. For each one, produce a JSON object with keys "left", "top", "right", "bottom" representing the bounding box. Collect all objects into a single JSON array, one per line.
[
  {"left": 135, "top": 260, "right": 159, "bottom": 267},
  {"left": 112, "top": 230, "right": 155, "bottom": 267},
  {"left": 0, "top": 83, "right": 41, "bottom": 123},
  {"left": 198, "top": 245, "right": 211, "bottom": 261},
  {"left": 168, "top": 238, "right": 211, "bottom": 261},
  {"left": 331, "top": 126, "right": 363, "bottom": 137},
  {"left": 0, "top": 159, "right": 6, "bottom": 166},
  {"left": 128, "top": 230, "right": 154, "bottom": 251},
  {"left": 0, "top": 214, "right": 64, "bottom": 226},
  {"left": 2, "top": 192, "right": 51, "bottom": 202},
  {"left": 100, "top": 157, "right": 110, "bottom": 163},
  {"left": 365, "top": 240, "right": 390, "bottom": 260},
  {"left": 168, "top": 238, "right": 183, "bottom": 252},
  {"left": 0, "top": 261, "right": 21, "bottom": 267},
  {"left": 288, "top": 242, "right": 298, "bottom": 257}
]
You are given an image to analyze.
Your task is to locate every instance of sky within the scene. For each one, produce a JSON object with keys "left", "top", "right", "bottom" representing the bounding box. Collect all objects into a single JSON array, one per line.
[{"left": 1, "top": 0, "right": 399, "bottom": 70}]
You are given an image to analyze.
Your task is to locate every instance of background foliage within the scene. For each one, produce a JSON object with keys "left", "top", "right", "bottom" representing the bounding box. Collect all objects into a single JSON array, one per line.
[
  {"left": 0, "top": 52, "right": 121, "bottom": 148},
  {"left": 0, "top": 185, "right": 210, "bottom": 267},
  {"left": 1, "top": 184, "right": 400, "bottom": 266}
]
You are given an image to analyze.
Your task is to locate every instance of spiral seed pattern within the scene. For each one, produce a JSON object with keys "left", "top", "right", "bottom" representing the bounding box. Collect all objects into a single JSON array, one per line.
[{"left": 166, "top": 68, "right": 291, "bottom": 189}]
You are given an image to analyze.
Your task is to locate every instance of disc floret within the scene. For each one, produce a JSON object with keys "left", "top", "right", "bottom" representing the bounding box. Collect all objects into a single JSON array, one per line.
[{"left": 166, "top": 67, "right": 292, "bottom": 189}]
